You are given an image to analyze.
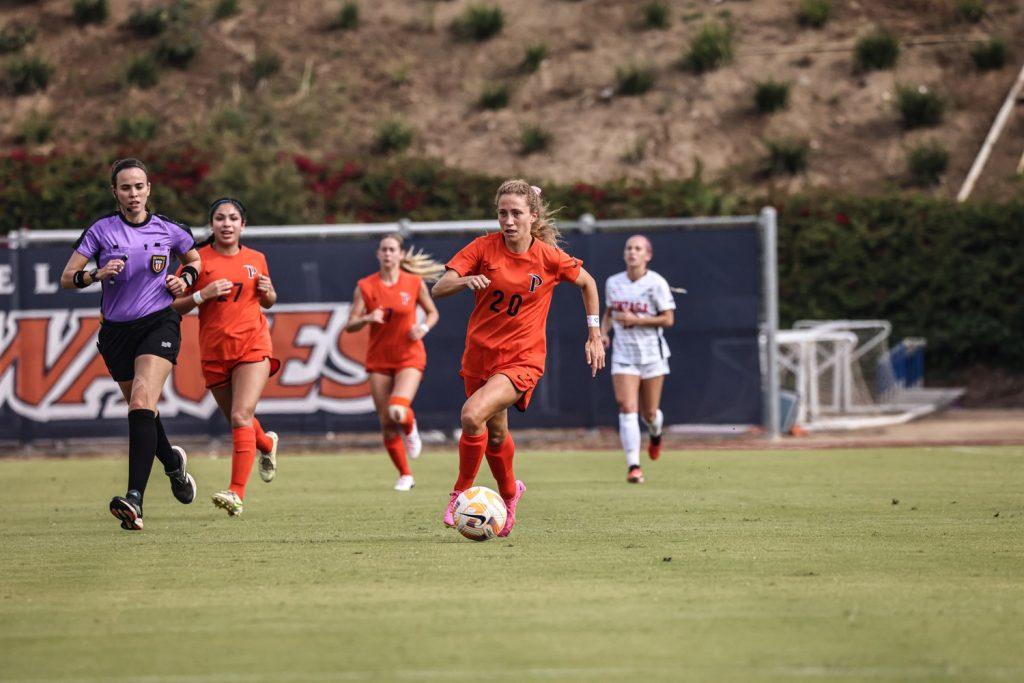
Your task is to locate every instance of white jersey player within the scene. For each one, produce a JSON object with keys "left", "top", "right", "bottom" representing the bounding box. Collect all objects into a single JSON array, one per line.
[{"left": 601, "top": 235, "right": 676, "bottom": 484}]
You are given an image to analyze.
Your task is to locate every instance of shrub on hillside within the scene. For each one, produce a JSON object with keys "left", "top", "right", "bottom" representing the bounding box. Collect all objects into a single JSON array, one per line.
[
  {"left": 478, "top": 82, "right": 509, "bottom": 110},
  {"left": 683, "top": 22, "right": 733, "bottom": 73},
  {"left": 854, "top": 30, "right": 899, "bottom": 71},
  {"left": 212, "top": 0, "right": 238, "bottom": 21},
  {"left": 126, "top": 5, "right": 168, "bottom": 37},
  {"left": 125, "top": 54, "right": 159, "bottom": 89},
  {"left": 620, "top": 135, "right": 647, "bottom": 165},
  {"left": 246, "top": 52, "right": 281, "bottom": 87},
  {"left": 754, "top": 79, "right": 790, "bottom": 113},
  {"left": 906, "top": 141, "right": 949, "bottom": 186},
  {"left": 615, "top": 63, "right": 656, "bottom": 96},
  {"left": 373, "top": 118, "right": 414, "bottom": 154},
  {"left": 13, "top": 111, "right": 53, "bottom": 144},
  {"left": 72, "top": 0, "right": 108, "bottom": 26},
  {"left": 155, "top": 29, "right": 200, "bottom": 68},
  {"left": 896, "top": 85, "right": 945, "bottom": 129},
  {"left": 330, "top": 2, "right": 359, "bottom": 31},
  {"left": 519, "top": 124, "right": 551, "bottom": 155},
  {"left": 797, "top": 0, "right": 831, "bottom": 28},
  {"left": 522, "top": 43, "right": 548, "bottom": 73},
  {"left": 116, "top": 115, "right": 159, "bottom": 142},
  {"left": 971, "top": 38, "right": 1006, "bottom": 71},
  {"left": 954, "top": 0, "right": 985, "bottom": 23},
  {"left": 450, "top": 5, "right": 503, "bottom": 41},
  {"left": 0, "top": 22, "right": 36, "bottom": 54},
  {"left": 4, "top": 56, "right": 53, "bottom": 94},
  {"left": 641, "top": 2, "right": 670, "bottom": 30},
  {"left": 764, "top": 138, "right": 809, "bottom": 175}
]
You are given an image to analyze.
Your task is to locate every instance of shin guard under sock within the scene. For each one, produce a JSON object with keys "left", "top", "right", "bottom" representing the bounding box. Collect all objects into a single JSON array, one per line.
[
  {"left": 127, "top": 409, "right": 158, "bottom": 500},
  {"left": 455, "top": 431, "right": 487, "bottom": 491},
  {"left": 485, "top": 432, "right": 518, "bottom": 500},
  {"left": 229, "top": 426, "right": 257, "bottom": 499},
  {"left": 252, "top": 417, "right": 273, "bottom": 454},
  {"left": 153, "top": 414, "right": 177, "bottom": 473},
  {"left": 384, "top": 434, "right": 412, "bottom": 476}
]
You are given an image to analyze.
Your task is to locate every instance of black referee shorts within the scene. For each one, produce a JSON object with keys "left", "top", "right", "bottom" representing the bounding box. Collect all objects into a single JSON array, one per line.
[{"left": 97, "top": 308, "right": 182, "bottom": 382}]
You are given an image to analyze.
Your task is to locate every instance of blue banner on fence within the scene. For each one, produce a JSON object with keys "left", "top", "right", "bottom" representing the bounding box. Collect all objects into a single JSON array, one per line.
[{"left": 0, "top": 229, "right": 761, "bottom": 440}]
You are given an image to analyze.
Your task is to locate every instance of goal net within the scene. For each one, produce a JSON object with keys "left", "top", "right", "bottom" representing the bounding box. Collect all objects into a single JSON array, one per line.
[{"left": 775, "top": 320, "right": 963, "bottom": 431}]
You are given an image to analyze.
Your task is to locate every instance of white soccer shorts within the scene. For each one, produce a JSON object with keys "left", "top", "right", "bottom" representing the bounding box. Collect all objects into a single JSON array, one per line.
[{"left": 610, "top": 358, "right": 670, "bottom": 379}]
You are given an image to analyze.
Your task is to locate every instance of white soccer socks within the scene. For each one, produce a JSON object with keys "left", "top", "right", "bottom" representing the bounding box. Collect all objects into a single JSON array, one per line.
[
  {"left": 644, "top": 409, "right": 664, "bottom": 438},
  {"left": 619, "top": 412, "right": 641, "bottom": 468}
]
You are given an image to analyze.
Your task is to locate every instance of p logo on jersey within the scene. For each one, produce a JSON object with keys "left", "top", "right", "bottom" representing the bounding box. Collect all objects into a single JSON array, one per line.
[
  {"left": 400, "top": 292, "right": 411, "bottom": 306},
  {"left": 528, "top": 274, "right": 543, "bottom": 293},
  {"left": 244, "top": 265, "right": 258, "bottom": 279},
  {"left": 150, "top": 254, "right": 167, "bottom": 274}
]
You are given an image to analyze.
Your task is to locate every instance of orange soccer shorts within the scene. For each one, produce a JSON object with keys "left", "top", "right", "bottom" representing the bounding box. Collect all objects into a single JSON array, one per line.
[
  {"left": 202, "top": 349, "right": 281, "bottom": 389},
  {"left": 462, "top": 365, "right": 542, "bottom": 413}
]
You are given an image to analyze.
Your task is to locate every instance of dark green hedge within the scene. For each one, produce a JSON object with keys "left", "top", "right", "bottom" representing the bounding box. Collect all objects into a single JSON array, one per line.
[
  {"left": 2, "top": 148, "right": 1020, "bottom": 372},
  {"left": 776, "top": 195, "right": 1024, "bottom": 372}
]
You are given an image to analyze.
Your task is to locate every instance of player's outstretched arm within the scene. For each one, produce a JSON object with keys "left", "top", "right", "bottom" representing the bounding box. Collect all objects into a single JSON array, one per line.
[
  {"left": 574, "top": 267, "right": 606, "bottom": 376},
  {"left": 431, "top": 268, "right": 491, "bottom": 299},
  {"left": 409, "top": 280, "right": 440, "bottom": 341}
]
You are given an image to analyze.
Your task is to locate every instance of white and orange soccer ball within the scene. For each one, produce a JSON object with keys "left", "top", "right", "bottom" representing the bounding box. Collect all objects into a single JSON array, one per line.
[{"left": 453, "top": 486, "right": 507, "bottom": 542}]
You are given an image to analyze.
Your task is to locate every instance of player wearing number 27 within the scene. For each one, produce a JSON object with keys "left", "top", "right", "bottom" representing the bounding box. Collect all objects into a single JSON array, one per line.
[
  {"left": 172, "top": 198, "right": 281, "bottom": 517},
  {"left": 432, "top": 179, "right": 605, "bottom": 537}
]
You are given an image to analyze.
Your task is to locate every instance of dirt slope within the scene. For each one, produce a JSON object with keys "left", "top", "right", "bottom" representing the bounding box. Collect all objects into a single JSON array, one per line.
[{"left": 2, "top": 0, "right": 1023, "bottom": 196}]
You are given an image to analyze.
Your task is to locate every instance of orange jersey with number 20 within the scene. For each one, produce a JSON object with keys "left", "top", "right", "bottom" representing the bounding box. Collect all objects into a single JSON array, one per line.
[{"left": 446, "top": 232, "right": 581, "bottom": 379}]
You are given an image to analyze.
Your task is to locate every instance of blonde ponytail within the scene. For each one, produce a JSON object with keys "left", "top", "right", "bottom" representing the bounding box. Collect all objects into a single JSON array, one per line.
[
  {"left": 380, "top": 233, "right": 446, "bottom": 281},
  {"left": 494, "top": 178, "right": 563, "bottom": 248}
]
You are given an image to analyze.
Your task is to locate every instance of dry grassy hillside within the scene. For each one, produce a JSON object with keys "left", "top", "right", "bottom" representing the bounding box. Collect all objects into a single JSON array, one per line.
[{"left": 2, "top": 0, "right": 1023, "bottom": 197}]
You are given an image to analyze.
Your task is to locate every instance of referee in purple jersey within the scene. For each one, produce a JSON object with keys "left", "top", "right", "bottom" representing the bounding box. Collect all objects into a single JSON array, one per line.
[{"left": 60, "top": 158, "right": 203, "bottom": 531}]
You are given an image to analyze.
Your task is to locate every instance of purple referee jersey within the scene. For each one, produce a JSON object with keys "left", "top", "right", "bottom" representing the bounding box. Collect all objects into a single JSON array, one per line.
[{"left": 75, "top": 212, "right": 195, "bottom": 323}]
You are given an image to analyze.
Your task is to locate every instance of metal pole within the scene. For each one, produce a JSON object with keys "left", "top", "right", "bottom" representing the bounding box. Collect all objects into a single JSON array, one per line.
[
  {"left": 957, "top": 60, "right": 1024, "bottom": 202},
  {"left": 760, "top": 206, "right": 781, "bottom": 439}
]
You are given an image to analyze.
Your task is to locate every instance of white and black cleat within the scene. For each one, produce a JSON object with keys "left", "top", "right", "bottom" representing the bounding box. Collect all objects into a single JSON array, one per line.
[
  {"left": 110, "top": 492, "right": 144, "bottom": 531},
  {"left": 166, "top": 446, "right": 197, "bottom": 504}
]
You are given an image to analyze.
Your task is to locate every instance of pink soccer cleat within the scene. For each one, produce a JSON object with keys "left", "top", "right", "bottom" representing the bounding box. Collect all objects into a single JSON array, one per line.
[
  {"left": 497, "top": 480, "right": 526, "bottom": 537},
  {"left": 443, "top": 490, "right": 461, "bottom": 527}
]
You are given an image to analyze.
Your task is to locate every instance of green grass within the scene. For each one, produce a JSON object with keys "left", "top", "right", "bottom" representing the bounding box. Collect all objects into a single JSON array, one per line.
[{"left": 0, "top": 446, "right": 1022, "bottom": 682}]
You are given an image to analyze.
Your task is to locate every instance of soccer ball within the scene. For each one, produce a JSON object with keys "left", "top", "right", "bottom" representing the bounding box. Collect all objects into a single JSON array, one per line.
[{"left": 454, "top": 486, "right": 507, "bottom": 542}]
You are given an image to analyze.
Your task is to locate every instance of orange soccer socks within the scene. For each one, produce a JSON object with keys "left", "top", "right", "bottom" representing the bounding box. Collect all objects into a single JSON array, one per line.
[
  {"left": 251, "top": 417, "right": 274, "bottom": 455},
  {"left": 384, "top": 434, "right": 412, "bottom": 476},
  {"left": 454, "top": 431, "right": 487, "bottom": 491},
  {"left": 485, "top": 432, "right": 518, "bottom": 500},
  {"left": 387, "top": 396, "right": 416, "bottom": 435},
  {"left": 229, "top": 426, "right": 257, "bottom": 499}
]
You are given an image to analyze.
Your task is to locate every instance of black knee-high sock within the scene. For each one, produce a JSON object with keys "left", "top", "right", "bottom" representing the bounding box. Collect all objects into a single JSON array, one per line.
[
  {"left": 127, "top": 409, "right": 158, "bottom": 500},
  {"left": 153, "top": 414, "right": 177, "bottom": 473}
]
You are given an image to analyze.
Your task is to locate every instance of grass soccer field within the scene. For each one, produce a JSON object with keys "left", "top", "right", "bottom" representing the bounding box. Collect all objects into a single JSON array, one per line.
[{"left": 0, "top": 445, "right": 1021, "bottom": 683}]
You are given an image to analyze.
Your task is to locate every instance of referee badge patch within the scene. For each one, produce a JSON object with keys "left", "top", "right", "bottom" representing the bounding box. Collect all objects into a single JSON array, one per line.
[{"left": 150, "top": 254, "right": 167, "bottom": 274}]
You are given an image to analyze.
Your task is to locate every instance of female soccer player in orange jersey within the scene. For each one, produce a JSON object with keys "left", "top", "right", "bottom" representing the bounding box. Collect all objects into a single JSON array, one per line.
[
  {"left": 172, "top": 198, "right": 280, "bottom": 517},
  {"left": 344, "top": 234, "right": 441, "bottom": 492},
  {"left": 432, "top": 179, "right": 605, "bottom": 537}
]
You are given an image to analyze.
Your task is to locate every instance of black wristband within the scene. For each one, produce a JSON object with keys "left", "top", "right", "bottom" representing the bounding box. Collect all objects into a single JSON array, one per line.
[
  {"left": 180, "top": 265, "right": 198, "bottom": 288},
  {"left": 73, "top": 271, "right": 88, "bottom": 289}
]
